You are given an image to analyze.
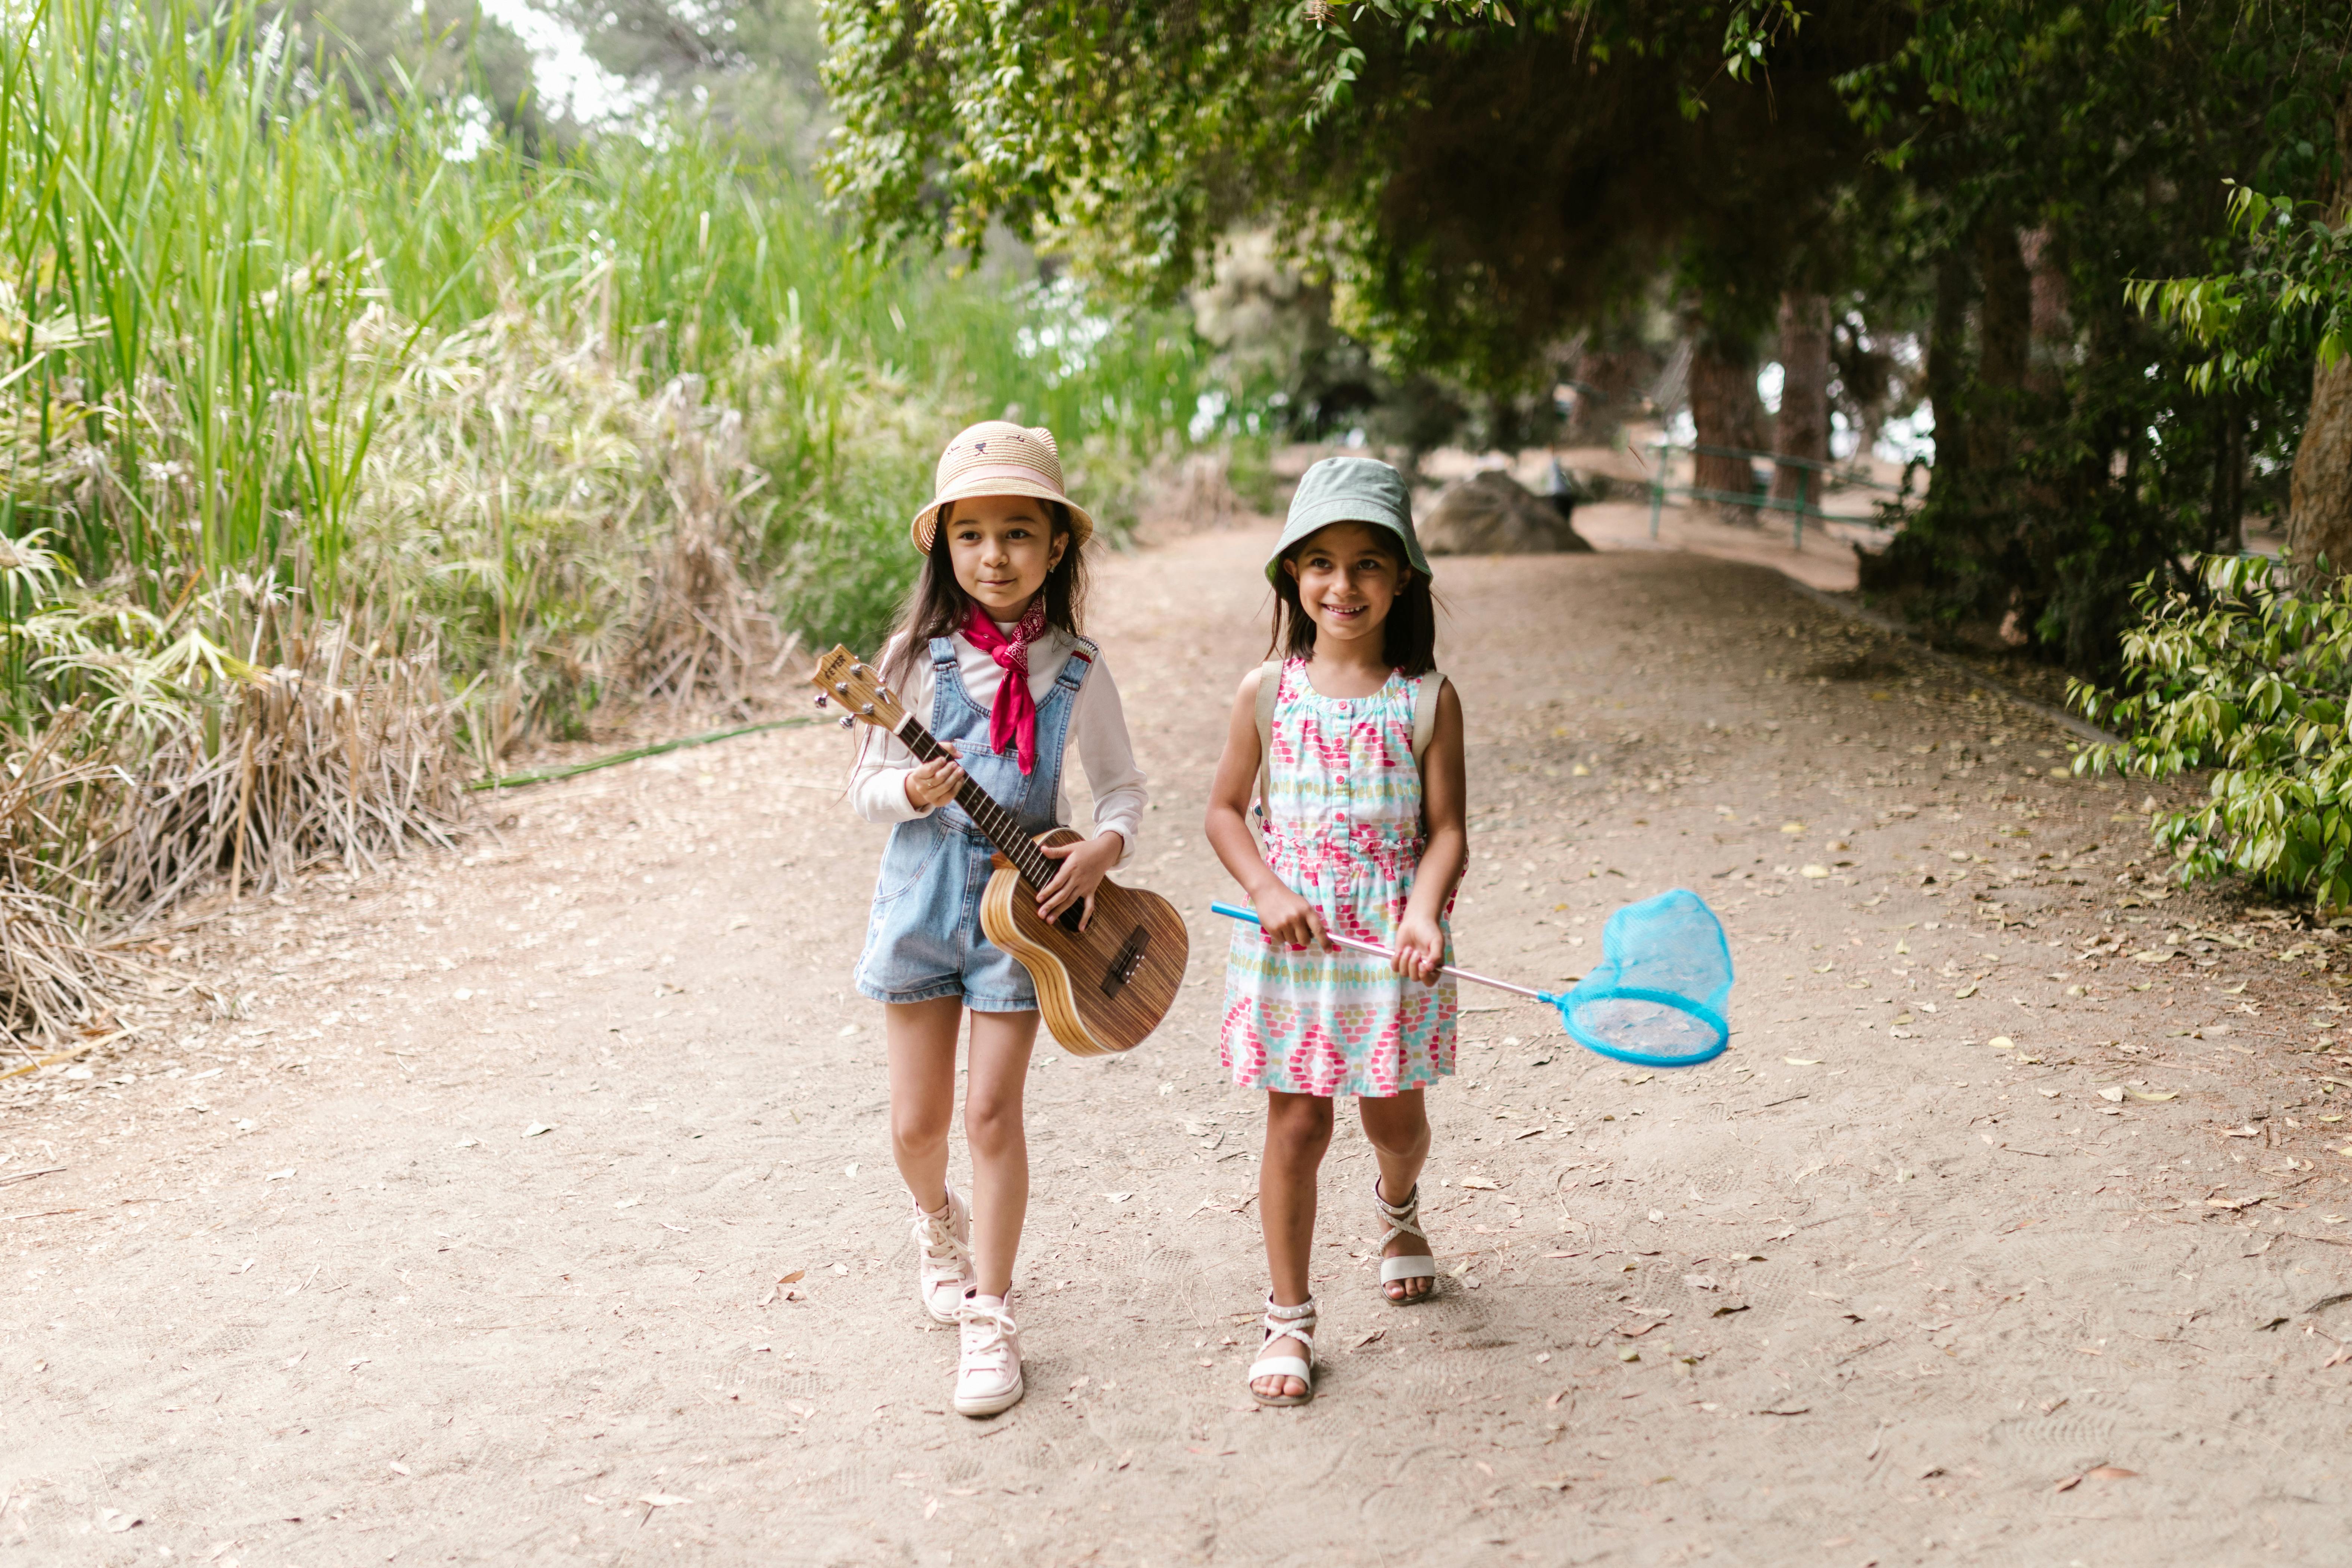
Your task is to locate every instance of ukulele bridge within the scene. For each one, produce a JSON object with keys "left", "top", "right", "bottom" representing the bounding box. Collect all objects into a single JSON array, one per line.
[{"left": 1099, "top": 925, "right": 1152, "bottom": 999}]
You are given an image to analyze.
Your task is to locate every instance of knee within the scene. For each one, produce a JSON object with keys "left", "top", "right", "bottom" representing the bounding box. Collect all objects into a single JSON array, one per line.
[
  {"left": 963, "top": 1095, "right": 1025, "bottom": 1159},
  {"left": 1265, "top": 1099, "right": 1334, "bottom": 1159},
  {"left": 892, "top": 1104, "right": 951, "bottom": 1156},
  {"left": 1360, "top": 1109, "right": 1430, "bottom": 1162}
]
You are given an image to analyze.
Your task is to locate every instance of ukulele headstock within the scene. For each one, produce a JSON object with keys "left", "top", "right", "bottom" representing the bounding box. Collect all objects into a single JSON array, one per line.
[{"left": 809, "top": 645, "right": 909, "bottom": 734}]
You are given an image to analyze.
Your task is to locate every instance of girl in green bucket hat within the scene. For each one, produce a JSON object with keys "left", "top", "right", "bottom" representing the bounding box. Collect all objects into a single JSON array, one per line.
[{"left": 1203, "top": 454, "right": 1469, "bottom": 1406}]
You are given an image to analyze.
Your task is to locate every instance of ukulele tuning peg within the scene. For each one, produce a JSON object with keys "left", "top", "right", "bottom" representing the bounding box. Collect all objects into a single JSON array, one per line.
[
  {"left": 837, "top": 715, "right": 855, "bottom": 729},
  {"left": 859, "top": 703, "right": 875, "bottom": 716},
  {"left": 812, "top": 693, "right": 829, "bottom": 707},
  {"left": 833, "top": 681, "right": 849, "bottom": 695}
]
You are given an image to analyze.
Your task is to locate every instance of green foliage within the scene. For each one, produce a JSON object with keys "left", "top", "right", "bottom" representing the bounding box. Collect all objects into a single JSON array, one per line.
[
  {"left": 2074, "top": 554, "right": 2352, "bottom": 908},
  {"left": 0, "top": 0, "right": 1205, "bottom": 753},
  {"left": 1847, "top": 0, "right": 2334, "bottom": 673},
  {"left": 820, "top": 0, "right": 1877, "bottom": 405},
  {"left": 2135, "top": 183, "right": 2352, "bottom": 394}
]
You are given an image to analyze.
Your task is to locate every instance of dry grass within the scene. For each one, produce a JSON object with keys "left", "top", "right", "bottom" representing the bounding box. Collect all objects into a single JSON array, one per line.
[
  {"left": 0, "top": 713, "right": 132, "bottom": 1046},
  {"left": 103, "top": 604, "right": 464, "bottom": 923}
]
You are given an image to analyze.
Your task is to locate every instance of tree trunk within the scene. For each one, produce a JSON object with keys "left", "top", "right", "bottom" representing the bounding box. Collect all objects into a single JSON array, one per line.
[
  {"left": 1972, "top": 217, "right": 2031, "bottom": 469},
  {"left": 1772, "top": 291, "right": 1832, "bottom": 505},
  {"left": 1925, "top": 248, "right": 1972, "bottom": 474},
  {"left": 2208, "top": 399, "right": 2247, "bottom": 554},
  {"left": 2287, "top": 87, "right": 2352, "bottom": 584},
  {"left": 1688, "top": 337, "right": 1764, "bottom": 511},
  {"left": 2019, "top": 226, "right": 2072, "bottom": 396},
  {"left": 2289, "top": 359, "right": 2352, "bottom": 578}
]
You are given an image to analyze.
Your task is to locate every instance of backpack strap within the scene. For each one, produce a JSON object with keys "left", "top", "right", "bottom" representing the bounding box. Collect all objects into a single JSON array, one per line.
[
  {"left": 1411, "top": 670, "right": 1447, "bottom": 775},
  {"left": 1253, "top": 658, "right": 1282, "bottom": 819}
]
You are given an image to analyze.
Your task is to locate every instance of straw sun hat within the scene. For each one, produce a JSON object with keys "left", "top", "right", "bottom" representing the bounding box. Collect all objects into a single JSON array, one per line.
[{"left": 909, "top": 420, "right": 1096, "bottom": 553}]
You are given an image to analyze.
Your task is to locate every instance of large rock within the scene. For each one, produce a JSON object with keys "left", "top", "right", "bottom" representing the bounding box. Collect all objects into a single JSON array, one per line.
[{"left": 1420, "top": 469, "right": 1594, "bottom": 556}]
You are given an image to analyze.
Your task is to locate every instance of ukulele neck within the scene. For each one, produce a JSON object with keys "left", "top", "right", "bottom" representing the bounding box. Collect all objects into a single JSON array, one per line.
[{"left": 896, "top": 719, "right": 1058, "bottom": 888}]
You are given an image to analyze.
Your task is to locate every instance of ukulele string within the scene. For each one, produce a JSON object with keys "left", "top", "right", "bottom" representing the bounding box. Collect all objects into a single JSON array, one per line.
[{"left": 898, "top": 722, "right": 1056, "bottom": 888}]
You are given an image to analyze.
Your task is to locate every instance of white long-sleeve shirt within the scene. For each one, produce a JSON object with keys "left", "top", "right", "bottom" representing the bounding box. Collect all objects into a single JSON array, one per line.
[{"left": 847, "top": 625, "right": 1146, "bottom": 866}]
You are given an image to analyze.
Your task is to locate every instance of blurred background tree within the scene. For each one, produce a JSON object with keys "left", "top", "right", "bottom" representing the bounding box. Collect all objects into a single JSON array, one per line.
[{"left": 819, "top": 0, "right": 2350, "bottom": 676}]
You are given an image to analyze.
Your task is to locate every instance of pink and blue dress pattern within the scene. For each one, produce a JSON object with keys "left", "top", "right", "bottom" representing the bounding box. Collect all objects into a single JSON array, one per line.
[{"left": 1220, "top": 659, "right": 1456, "bottom": 1097}]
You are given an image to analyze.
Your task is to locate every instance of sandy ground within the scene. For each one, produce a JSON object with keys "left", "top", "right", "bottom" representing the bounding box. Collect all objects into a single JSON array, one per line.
[{"left": 9, "top": 525, "right": 2352, "bottom": 1568}]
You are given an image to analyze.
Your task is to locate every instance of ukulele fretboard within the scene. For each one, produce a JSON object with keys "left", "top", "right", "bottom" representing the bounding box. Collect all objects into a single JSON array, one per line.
[{"left": 898, "top": 722, "right": 1059, "bottom": 888}]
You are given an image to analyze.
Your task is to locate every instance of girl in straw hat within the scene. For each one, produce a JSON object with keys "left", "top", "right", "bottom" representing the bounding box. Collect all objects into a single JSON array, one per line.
[
  {"left": 1203, "top": 455, "right": 1467, "bottom": 1406},
  {"left": 846, "top": 420, "right": 1146, "bottom": 1417}
]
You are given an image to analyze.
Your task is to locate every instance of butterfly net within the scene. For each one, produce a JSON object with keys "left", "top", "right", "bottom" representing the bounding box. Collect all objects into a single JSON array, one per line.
[{"left": 1558, "top": 889, "right": 1734, "bottom": 1067}]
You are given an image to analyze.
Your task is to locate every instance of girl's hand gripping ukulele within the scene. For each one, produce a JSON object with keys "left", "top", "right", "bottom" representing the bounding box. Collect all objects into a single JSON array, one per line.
[{"left": 814, "top": 646, "right": 1187, "bottom": 1057}]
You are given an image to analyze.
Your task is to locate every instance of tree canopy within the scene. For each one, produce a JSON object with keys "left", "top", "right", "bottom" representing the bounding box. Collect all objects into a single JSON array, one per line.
[{"left": 822, "top": 0, "right": 2352, "bottom": 674}]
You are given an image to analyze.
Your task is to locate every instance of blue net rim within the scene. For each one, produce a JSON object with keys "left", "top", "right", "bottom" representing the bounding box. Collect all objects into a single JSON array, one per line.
[{"left": 1559, "top": 985, "right": 1730, "bottom": 1068}]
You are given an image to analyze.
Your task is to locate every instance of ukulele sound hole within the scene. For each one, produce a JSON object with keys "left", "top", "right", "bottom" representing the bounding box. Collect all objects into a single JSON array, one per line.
[
  {"left": 1056, "top": 902, "right": 1084, "bottom": 935},
  {"left": 1099, "top": 926, "right": 1150, "bottom": 999}
]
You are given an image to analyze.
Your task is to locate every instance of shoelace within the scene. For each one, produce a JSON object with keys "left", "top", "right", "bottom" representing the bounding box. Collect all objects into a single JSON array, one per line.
[
  {"left": 913, "top": 1204, "right": 971, "bottom": 1275},
  {"left": 958, "top": 1300, "right": 1018, "bottom": 1374}
]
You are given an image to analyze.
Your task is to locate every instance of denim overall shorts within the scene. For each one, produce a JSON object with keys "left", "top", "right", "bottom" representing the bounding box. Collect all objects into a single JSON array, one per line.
[{"left": 854, "top": 634, "right": 1095, "bottom": 1011}]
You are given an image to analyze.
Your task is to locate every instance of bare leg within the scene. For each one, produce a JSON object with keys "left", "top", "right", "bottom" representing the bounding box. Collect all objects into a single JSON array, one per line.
[
  {"left": 1254, "top": 1091, "right": 1335, "bottom": 1400},
  {"left": 962, "top": 1008, "right": 1040, "bottom": 1299},
  {"left": 1358, "top": 1090, "right": 1434, "bottom": 1302},
  {"left": 885, "top": 997, "right": 964, "bottom": 1212}
]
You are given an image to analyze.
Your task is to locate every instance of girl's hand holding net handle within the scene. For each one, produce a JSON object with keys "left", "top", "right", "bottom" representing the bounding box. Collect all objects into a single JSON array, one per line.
[
  {"left": 1393, "top": 911, "right": 1445, "bottom": 986},
  {"left": 1240, "top": 886, "right": 1327, "bottom": 950},
  {"left": 1209, "top": 902, "right": 1541, "bottom": 996}
]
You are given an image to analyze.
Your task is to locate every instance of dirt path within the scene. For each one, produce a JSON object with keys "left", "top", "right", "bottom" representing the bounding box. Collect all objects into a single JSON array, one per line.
[{"left": 8, "top": 526, "right": 2352, "bottom": 1567}]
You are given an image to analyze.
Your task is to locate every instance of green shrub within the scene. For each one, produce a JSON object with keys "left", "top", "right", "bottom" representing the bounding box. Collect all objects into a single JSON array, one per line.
[{"left": 2073, "top": 553, "right": 2352, "bottom": 908}]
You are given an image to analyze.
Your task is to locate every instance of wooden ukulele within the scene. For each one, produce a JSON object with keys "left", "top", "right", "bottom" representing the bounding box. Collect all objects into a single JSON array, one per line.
[{"left": 813, "top": 645, "right": 1187, "bottom": 1057}]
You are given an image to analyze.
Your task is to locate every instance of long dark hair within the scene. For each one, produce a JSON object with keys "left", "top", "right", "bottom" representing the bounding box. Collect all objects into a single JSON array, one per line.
[
  {"left": 877, "top": 497, "right": 1090, "bottom": 698},
  {"left": 1268, "top": 530, "right": 1438, "bottom": 676}
]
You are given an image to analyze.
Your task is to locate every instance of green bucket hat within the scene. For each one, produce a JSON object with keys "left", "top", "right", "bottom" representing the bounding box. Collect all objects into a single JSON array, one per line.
[{"left": 1266, "top": 455, "right": 1432, "bottom": 583}]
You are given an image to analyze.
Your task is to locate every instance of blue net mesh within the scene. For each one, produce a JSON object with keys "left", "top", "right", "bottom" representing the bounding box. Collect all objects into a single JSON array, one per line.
[{"left": 1554, "top": 889, "right": 1734, "bottom": 1067}]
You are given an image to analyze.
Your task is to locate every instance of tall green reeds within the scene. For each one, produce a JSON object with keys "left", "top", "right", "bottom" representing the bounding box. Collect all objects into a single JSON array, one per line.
[{"left": 0, "top": 0, "right": 1207, "bottom": 1036}]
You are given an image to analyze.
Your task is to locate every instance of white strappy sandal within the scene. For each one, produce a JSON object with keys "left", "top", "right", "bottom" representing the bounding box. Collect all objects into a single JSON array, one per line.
[
  {"left": 1247, "top": 1295, "right": 1319, "bottom": 1407},
  {"left": 912, "top": 1189, "right": 974, "bottom": 1324},
  {"left": 1374, "top": 1176, "right": 1439, "bottom": 1303}
]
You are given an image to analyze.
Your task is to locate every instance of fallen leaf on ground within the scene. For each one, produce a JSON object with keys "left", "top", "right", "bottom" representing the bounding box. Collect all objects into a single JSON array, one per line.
[
  {"left": 1784, "top": 1058, "right": 1823, "bottom": 1066},
  {"left": 263, "top": 1169, "right": 294, "bottom": 1182},
  {"left": 1460, "top": 1176, "right": 1501, "bottom": 1190},
  {"left": 640, "top": 1493, "right": 692, "bottom": 1507},
  {"left": 1352, "top": 1328, "right": 1384, "bottom": 1349},
  {"left": 2127, "top": 1088, "right": 2179, "bottom": 1102},
  {"left": 522, "top": 1124, "right": 553, "bottom": 1138},
  {"left": 387, "top": 1461, "right": 411, "bottom": 1476},
  {"left": 1988, "top": 1036, "right": 2014, "bottom": 1050},
  {"left": 2098, "top": 1087, "right": 2126, "bottom": 1102},
  {"left": 2085, "top": 1466, "right": 2138, "bottom": 1481},
  {"left": 776, "top": 1269, "right": 805, "bottom": 1285},
  {"left": 1954, "top": 985, "right": 1978, "bottom": 998}
]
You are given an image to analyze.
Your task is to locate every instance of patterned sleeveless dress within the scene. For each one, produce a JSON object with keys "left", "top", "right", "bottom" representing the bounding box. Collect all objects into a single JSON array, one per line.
[{"left": 1219, "top": 659, "right": 1457, "bottom": 1097}]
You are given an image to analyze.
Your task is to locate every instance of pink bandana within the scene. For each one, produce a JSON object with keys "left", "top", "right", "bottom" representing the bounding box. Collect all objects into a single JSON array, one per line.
[{"left": 962, "top": 597, "right": 1049, "bottom": 774}]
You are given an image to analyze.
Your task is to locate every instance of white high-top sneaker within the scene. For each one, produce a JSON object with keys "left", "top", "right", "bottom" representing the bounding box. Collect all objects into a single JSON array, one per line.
[
  {"left": 912, "top": 1190, "right": 974, "bottom": 1324},
  {"left": 953, "top": 1293, "right": 1024, "bottom": 1417}
]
